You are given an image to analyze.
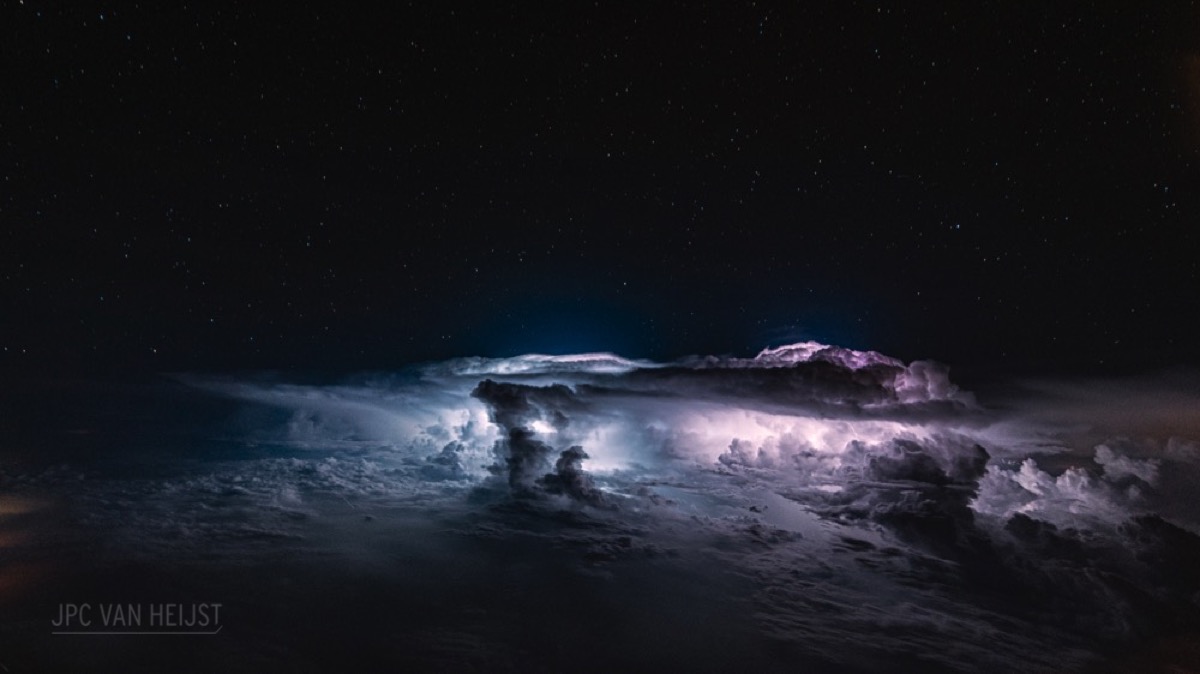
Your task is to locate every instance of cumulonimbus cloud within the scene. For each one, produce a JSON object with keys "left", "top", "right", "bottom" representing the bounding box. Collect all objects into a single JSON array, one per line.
[
  {"left": 109, "top": 341, "right": 1197, "bottom": 669},
  {"left": 186, "top": 341, "right": 1197, "bottom": 535}
]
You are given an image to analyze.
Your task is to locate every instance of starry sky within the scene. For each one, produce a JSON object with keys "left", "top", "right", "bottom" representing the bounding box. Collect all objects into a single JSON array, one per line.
[{"left": 3, "top": 2, "right": 1198, "bottom": 376}]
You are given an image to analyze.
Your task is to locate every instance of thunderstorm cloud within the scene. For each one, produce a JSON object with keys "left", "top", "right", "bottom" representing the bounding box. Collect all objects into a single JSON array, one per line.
[{"left": 6, "top": 342, "right": 1200, "bottom": 671}]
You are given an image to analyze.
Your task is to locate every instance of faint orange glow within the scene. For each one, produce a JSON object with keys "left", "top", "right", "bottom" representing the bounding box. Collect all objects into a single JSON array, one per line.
[
  {"left": 1108, "top": 633, "right": 1200, "bottom": 672},
  {"left": 0, "top": 529, "right": 30, "bottom": 547},
  {"left": 0, "top": 495, "right": 54, "bottom": 602},
  {"left": 0, "top": 561, "right": 46, "bottom": 602},
  {"left": 0, "top": 495, "right": 49, "bottom": 517}
]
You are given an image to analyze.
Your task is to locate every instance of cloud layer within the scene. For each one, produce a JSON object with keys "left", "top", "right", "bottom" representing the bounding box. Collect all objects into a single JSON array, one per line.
[{"left": 7, "top": 342, "right": 1199, "bottom": 671}]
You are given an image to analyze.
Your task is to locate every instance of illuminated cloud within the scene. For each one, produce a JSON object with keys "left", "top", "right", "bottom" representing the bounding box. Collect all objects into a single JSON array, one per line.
[{"left": 147, "top": 341, "right": 1200, "bottom": 670}]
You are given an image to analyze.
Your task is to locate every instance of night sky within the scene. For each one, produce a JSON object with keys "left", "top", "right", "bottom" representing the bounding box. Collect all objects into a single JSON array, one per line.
[
  {"left": 4, "top": 2, "right": 1199, "bottom": 376},
  {"left": 7, "top": 7, "right": 1200, "bottom": 671}
]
